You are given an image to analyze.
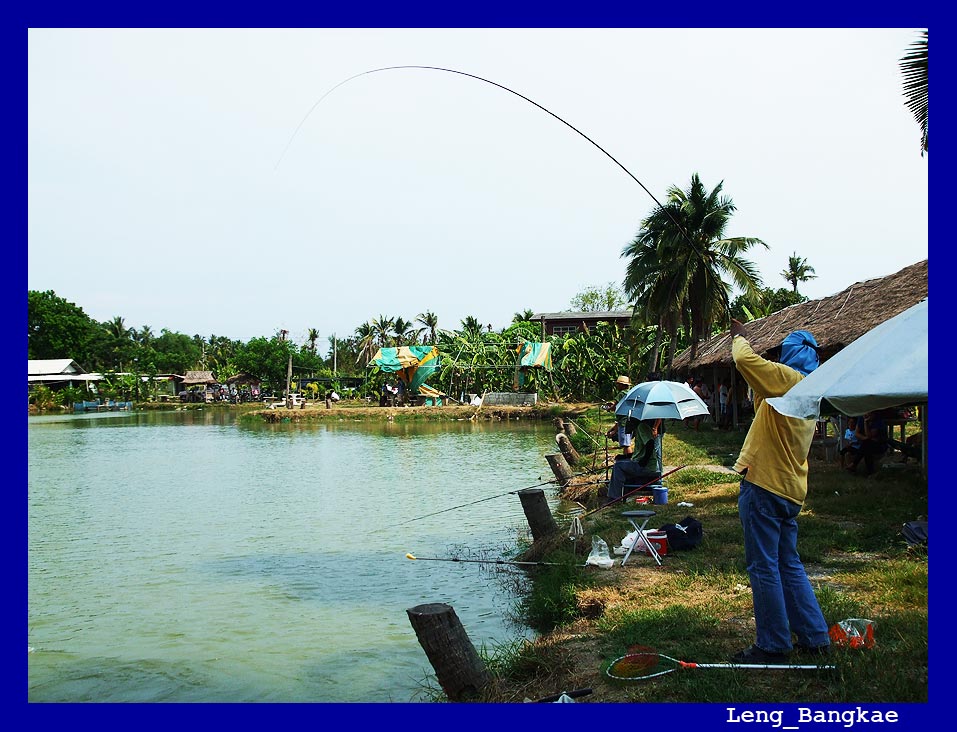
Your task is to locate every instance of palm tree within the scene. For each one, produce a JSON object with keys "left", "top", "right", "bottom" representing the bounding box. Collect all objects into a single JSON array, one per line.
[
  {"left": 780, "top": 252, "right": 817, "bottom": 294},
  {"left": 307, "top": 328, "right": 320, "bottom": 354},
  {"left": 103, "top": 316, "right": 134, "bottom": 370},
  {"left": 393, "top": 317, "right": 415, "bottom": 345},
  {"left": 460, "top": 315, "right": 484, "bottom": 340},
  {"left": 900, "top": 30, "right": 928, "bottom": 155},
  {"left": 622, "top": 173, "right": 766, "bottom": 372},
  {"left": 512, "top": 309, "right": 535, "bottom": 323},
  {"left": 135, "top": 325, "right": 154, "bottom": 346},
  {"left": 354, "top": 322, "right": 377, "bottom": 366},
  {"left": 105, "top": 316, "right": 131, "bottom": 340},
  {"left": 415, "top": 311, "right": 440, "bottom": 344},
  {"left": 371, "top": 314, "right": 395, "bottom": 347}
]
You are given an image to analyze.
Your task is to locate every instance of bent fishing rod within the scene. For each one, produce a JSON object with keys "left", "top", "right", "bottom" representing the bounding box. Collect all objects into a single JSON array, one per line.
[{"left": 274, "top": 64, "right": 713, "bottom": 267}]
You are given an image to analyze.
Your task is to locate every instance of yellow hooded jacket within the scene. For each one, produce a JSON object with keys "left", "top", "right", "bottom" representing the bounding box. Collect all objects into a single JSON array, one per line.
[{"left": 732, "top": 335, "right": 817, "bottom": 505}]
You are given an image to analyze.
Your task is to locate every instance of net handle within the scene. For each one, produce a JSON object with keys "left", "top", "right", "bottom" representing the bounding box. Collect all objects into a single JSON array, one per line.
[{"left": 682, "top": 661, "right": 836, "bottom": 670}]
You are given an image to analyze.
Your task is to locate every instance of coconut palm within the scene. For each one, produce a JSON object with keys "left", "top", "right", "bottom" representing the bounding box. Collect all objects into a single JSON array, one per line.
[
  {"left": 780, "top": 252, "right": 817, "bottom": 294},
  {"left": 393, "top": 317, "right": 415, "bottom": 345},
  {"left": 622, "top": 173, "right": 766, "bottom": 372},
  {"left": 307, "top": 328, "right": 320, "bottom": 354},
  {"left": 415, "top": 310, "right": 441, "bottom": 344},
  {"left": 900, "top": 30, "right": 928, "bottom": 155},
  {"left": 354, "top": 322, "right": 377, "bottom": 366},
  {"left": 460, "top": 315, "right": 484, "bottom": 340},
  {"left": 105, "top": 316, "right": 131, "bottom": 340},
  {"left": 135, "top": 325, "right": 154, "bottom": 346},
  {"left": 371, "top": 314, "right": 395, "bottom": 347},
  {"left": 512, "top": 309, "right": 535, "bottom": 323}
]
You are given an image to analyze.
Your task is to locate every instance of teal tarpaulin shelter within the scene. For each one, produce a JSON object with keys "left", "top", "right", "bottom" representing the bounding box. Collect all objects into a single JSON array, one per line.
[{"left": 369, "top": 346, "right": 441, "bottom": 393}]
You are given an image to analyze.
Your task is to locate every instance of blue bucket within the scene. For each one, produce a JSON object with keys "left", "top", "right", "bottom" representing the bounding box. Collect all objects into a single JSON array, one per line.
[{"left": 652, "top": 485, "right": 669, "bottom": 505}]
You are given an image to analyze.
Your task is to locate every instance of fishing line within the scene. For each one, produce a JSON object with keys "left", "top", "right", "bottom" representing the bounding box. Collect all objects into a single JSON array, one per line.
[
  {"left": 405, "top": 552, "right": 584, "bottom": 568},
  {"left": 394, "top": 476, "right": 559, "bottom": 526},
  {"left": 273, "top": 64, "right": 705, "bottom": 259}
]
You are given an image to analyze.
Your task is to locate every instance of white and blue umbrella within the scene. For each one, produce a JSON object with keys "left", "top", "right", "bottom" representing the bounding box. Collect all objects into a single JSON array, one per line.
[{"left": 615, "top": 380, "right": 710, "bottom": 421}]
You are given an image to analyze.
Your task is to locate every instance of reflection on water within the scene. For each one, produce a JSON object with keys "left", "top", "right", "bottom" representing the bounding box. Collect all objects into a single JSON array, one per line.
[{"left": 28, "top": 409, "right": 565, "bottom": 702}]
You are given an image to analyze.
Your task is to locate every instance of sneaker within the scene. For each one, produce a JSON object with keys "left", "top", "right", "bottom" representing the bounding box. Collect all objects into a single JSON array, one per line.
[
  {"left": 730, "top": 644, "right": 791, "bottom": 664},
  {"left": 794, "top": 643, "right": 831, "bottom": 657}
]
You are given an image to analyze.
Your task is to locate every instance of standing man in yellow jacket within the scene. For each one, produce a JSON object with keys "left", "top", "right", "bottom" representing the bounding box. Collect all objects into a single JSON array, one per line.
[{"left": 729, "top": 319, "right": 831, "bottom": 663}]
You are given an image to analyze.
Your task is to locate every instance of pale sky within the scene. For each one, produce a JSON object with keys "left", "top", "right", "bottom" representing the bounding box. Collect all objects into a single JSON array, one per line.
[{"left": 27, "top": 28, "right": 928, "bottom": 347}]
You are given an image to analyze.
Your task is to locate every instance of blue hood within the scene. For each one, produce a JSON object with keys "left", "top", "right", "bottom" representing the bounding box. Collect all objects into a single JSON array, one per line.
[{"left": 779, "top": 330, "right": 819, "bottom": 375}]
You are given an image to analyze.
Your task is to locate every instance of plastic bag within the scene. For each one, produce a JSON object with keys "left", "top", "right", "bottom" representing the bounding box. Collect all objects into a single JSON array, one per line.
[
  {"left": 586, "top": 536, "right": 614, "bottom": 569},
  {"left": 620, "top": 530, "right": 640, "bottom": 549},
  {"left": 828, "top": 618, "right": 876, "bottom": 649}
]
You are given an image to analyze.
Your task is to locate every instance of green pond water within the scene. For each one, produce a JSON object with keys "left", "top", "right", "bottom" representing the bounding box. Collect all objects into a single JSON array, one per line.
[{"left": 28, "top": 409, "right": 572, "bottom": 702}]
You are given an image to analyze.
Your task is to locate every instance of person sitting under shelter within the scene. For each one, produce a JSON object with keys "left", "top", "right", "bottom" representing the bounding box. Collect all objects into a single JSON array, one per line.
[
  {"left": 888, "top": 431, "right": 922, "bottom": 464},
  {"left": 839, "top": 416, "right": 862, "bottom": 469},
  {"left": 847, "top": 411, "right": 888, "bottom": 476}
]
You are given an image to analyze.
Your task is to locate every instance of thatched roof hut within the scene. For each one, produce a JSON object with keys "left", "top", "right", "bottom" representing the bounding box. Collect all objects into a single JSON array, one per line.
[
  {"left": 225, "top": 373, "right": 260, "bottom": 386},
  {"left": 179, "top": 370, "right": 218, "bottom": 386},
  {"left": 672, "top": 259, "right": 928, "bottom": 373}
]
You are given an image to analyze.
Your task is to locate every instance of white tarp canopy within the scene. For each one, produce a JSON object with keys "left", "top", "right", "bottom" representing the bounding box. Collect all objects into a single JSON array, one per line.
[{"left": 767, "top": 299, "right": 927, "bottom": 420}]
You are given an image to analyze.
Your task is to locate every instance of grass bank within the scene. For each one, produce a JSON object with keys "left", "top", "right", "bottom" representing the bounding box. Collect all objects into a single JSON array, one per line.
[{"left": 469, "top": 421, "right": 928, "bottom": 704}]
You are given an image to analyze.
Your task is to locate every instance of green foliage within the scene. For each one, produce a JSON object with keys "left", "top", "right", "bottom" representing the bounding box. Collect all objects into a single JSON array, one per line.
[
  {"left": 569, "top": 282, "right": 627, "bottom": 312},
  {"left": 30, "top": 385, "right": 59, "bottom": 411},
  {"left": 232, "top": 336, "right": 298, "bottom": 390},
  {"left": 28, "top": 290, "right": 102, "bottom": 366},
  {"left": 900, "top": 30, "right": 928, "bottom": 154},
  {"left": 148, "top": 329, "right": 203, "bottom": 374},
  {"left": 57, "top": 385, "right": 87, "bottom": 408},
  {"left": 514, "top": 557, "right": 596, "bottom": 631},
  {"left": 730, "top": 286, "right": 807, "bottom": 322}
]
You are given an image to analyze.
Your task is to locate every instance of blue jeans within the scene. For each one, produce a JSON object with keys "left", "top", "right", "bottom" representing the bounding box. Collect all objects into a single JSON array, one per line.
[{"left": 738, "top": 479, "right": 829, "bottom": 653}]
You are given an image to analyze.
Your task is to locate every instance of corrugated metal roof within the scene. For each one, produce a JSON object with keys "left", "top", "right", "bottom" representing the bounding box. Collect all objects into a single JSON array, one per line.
[
  {"left": 530, "top": 311, "right": 632, "bottom": 320},
  {"left": 28, "top": 359, "right": 85, "bottom": 376},
  {"left": 28, "top": 373, "right": 101, "bottom": 383}
]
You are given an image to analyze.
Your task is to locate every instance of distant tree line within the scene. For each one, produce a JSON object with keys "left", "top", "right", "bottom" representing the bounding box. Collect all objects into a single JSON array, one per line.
[{"left": 31, "top": 173, "right": 821, "bottom": 402}]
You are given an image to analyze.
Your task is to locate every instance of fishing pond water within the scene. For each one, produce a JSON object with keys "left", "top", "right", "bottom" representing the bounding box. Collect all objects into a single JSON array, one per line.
[{"left": 28, "top": 409, "right": 575, "bottom": 702}]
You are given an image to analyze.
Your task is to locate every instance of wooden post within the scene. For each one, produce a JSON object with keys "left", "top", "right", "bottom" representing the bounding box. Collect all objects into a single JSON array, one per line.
[
  {"left": 517, "top": 487, "right": 559, "bottom": 541},
  {"left": 563, "top": 419, "right": 577, "bottom": 437},
  {"left": 544, "top": 452, "right": 573, "bottom": 486},
  {"left": 406, "top": 603, "right": 491, "bottom": 701},
  {"left": 556, "top": 432, "right": 581, "bottom": 466},
  {"left": 553, "top": 417, "right": 566, "bottom": 434}
]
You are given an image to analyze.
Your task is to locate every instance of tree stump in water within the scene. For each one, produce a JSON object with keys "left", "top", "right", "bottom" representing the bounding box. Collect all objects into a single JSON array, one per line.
[
  {"left": 517, "top": 487, "right": 559, "bottom": 541},
  {"left": 544, "top": 452, "right": 573, "bottom": 486},
  {"left": 406, "top": 603, "right": 491, "bottom": 701},
  {"left": 556, "top": 432, "right": 581, "bottom": 466}
]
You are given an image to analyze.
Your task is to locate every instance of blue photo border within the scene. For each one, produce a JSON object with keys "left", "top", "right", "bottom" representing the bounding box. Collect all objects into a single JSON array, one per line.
[{"left": 10, "top": 2, "right": 941, "bottom": 726}]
